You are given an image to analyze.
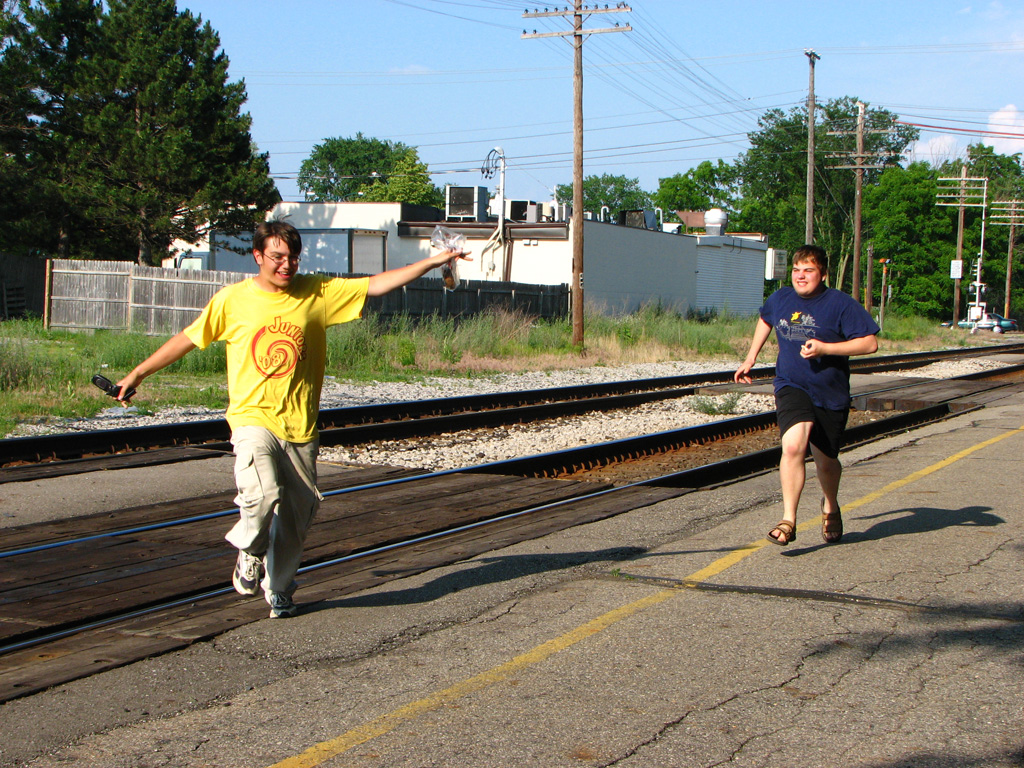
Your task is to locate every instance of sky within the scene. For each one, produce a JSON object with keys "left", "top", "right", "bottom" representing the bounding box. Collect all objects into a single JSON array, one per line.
[{"left": 177, "top": 0, "right": 1024, "bottom": 205}]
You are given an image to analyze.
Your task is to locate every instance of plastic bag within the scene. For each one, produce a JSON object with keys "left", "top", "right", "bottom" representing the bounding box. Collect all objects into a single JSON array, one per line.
[{"left": 430, "top": 225, "right": 464, "bottom": 291}]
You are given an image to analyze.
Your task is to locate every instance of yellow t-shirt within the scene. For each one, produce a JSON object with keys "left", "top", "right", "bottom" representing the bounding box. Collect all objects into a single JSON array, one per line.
[{"left": 184, "top": 275, "right": 369, "bottom": 443}]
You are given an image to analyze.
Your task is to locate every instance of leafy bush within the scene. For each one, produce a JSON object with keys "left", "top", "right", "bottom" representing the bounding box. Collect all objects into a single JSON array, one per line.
[{"left": 689, "top": 392, "right": 743, "bottom": 415}]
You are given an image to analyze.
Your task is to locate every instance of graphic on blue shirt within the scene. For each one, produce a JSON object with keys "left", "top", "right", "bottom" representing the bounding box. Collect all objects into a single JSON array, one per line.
[{"left": 777, "top": 310, "right": 818, "bottom": 343}]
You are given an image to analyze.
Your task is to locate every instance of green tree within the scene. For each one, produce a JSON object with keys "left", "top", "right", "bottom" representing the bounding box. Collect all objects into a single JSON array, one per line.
[
  {"left": 0, "top": 0, "right": 104, "bottom": 257},
  {"left": 298, "top": 133, "right": 442, "bottom": 206},
  {"left": 554, "top": 173, "right": 653, "bottom": 221},
  {"left": 0, "top": 0, "right": 279, "bottom": 264},
  {"left": 654, "top": 160, "right": 736, "bottom": 222},
  {"left": 863, "top": 162, "right": 953, "bottom": 318},
  {"left": 358, "top": 152, "right": 444, "bottom": 207},
  {"left": 731, "top": 97, "right": 918, "bottom": 289}
]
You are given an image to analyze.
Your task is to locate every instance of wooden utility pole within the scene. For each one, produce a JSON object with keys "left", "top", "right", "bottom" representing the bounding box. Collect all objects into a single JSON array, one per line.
[
  {"left": 524, "top": 3, "right": 631, "bottom": 349},
  {"left": 1009, "top": 221, "right": 1016, "bottom": 318},
  {"left": 954, "top": 169, "right": 966, "bottom": 323},
  {"left": 853, "top": 102, "right": 865, "bottom": 302},
  {"left": 828, "top": 101, "right": 886, "bottom": 307},
  {"left": 804, "top": 50, "right": 819, "bottom": 245},
  {"left": 990, "top": 199, "right": 1024, "bottom": 317}
]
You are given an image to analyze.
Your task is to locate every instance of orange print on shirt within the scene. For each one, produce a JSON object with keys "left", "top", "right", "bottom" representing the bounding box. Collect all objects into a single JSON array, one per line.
[{"left": 250, "top": 316, "right": 307, "bottom": 378}]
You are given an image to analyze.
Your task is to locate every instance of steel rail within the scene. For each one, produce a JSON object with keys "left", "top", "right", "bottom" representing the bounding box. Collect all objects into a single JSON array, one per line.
[
  {"left": 0, "top": 411, "right": 776, "bottom": 559},
  {"left": 0, "top": 397, "right": 958, "bottom": 561},
  {"left": 4, "top": 343, "right": 1023, "bottom": 466}
]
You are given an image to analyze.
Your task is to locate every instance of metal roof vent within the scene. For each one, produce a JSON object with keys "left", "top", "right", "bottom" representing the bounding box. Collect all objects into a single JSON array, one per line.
[{"left": 704, "top": 208, "right": 727, "bottom": 236}]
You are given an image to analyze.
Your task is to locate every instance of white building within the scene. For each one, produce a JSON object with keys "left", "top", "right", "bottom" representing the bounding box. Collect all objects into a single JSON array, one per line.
[{"left": 170, "top": 198, "right": 777, "bottom": 317}]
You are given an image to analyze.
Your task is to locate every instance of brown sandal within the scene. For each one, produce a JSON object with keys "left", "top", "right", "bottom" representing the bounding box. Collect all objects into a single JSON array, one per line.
[
  {"left": 767, "top": 520, "right": 796, "bottom": 546},
  {"left": 821, "top": 497, "right": 843, "bottom": 543}
]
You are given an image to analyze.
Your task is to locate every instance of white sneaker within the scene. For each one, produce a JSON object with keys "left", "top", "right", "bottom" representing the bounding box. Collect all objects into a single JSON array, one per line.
[
  {"left": 232, "top": 550, "right": 264, "bottom": 596},
  {"left": 267, "top": 591, "right": 298, "bottom": 619}
]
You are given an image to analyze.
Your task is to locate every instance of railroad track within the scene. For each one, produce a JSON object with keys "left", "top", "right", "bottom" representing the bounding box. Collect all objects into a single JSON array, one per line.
[{"left": 4, "top": 343, "right": 1024, "bottom": 476}]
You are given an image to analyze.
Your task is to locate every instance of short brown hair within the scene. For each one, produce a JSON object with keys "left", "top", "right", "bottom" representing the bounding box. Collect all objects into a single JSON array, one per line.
[
  {"left": 791, "top": 244, "right": 828, "bottom": 274},
  {"left": 253, "top": 220, "right": 302, "bottom": 258}
]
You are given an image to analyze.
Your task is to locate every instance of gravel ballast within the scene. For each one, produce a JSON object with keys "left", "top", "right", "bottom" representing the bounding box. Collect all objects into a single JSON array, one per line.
[{"left": 5, "top": 357, "right": 1005, "bottom": 473}]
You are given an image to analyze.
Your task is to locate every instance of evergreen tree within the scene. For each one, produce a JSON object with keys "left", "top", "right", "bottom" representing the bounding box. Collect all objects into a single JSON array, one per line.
[
  {"left": 0, "top": 0, "right": 104, "bottom": 257},
  {"left": 0, "top": 0, "right": 279, "bottom": 263}
]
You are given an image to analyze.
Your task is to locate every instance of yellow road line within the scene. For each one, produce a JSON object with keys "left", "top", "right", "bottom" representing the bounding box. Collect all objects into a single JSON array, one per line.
[{"left": 269, "top": 423, "right": 1024, "bottom": 768}]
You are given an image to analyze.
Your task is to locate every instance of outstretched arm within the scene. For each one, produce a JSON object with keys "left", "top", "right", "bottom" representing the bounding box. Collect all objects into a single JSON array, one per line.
[
  {"left": 366, "top": 249, "right": 472, "bottom": 297},
  {"left": 115, "top": 331, "right": 197, "bottom": 401},
  {"left": 735, "top": 318, "right": 773, "bottom": 383}
]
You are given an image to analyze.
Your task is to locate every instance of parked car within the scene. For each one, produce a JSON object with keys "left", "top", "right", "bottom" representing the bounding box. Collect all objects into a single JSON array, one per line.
[
  {"left": 979, "top": 313, "right": 1018, "bottom": 332},
  {"left": 953, "top": 313, "right": 1018, "bottom": 332}
]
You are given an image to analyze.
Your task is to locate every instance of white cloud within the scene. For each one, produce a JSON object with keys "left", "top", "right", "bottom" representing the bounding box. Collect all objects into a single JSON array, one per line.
[{"left": 987, "top": 104, "right": 1024, "bottom": 155}]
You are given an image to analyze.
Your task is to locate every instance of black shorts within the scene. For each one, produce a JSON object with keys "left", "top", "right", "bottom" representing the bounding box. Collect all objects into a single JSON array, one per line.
[{"left": 774, "top": 386, "right": 849, "bottom": 459}]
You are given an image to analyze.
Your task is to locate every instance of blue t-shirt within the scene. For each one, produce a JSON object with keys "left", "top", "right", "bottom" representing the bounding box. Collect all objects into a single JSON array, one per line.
[{"left": 760, "top": 286, "right": 879, "bottom": 410}]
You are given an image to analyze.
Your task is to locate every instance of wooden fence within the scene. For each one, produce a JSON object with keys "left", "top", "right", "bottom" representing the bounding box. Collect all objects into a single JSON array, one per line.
[{"left": 44, "top": 260, "right": 569, "bottom": 335}]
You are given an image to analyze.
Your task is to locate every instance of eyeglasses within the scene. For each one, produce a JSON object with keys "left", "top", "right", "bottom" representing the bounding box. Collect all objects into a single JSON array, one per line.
[{"left": 260, "top": 252, "right": 300, "bottom": 265}]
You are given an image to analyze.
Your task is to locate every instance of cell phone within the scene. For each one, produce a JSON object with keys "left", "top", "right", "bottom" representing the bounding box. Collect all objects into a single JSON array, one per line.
[{"left": 92, "top": 374, "right": 136, "bottom": 401}]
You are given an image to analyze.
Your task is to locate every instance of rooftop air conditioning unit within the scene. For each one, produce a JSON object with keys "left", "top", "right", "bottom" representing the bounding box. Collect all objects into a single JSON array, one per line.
[
  {"left": 619, "top": 209, "right": 649, "bottom": 229},
  {"left": 540, "top": 202, "right": 569, "bottom": 221},
  {"left": 504, "top": 199, "right": 536, "bottom": 221},
  {"left": 446, "top": 186, "right": 488, "bottom": 222}
]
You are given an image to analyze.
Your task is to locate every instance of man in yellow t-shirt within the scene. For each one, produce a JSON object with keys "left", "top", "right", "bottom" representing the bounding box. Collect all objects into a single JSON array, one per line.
[{"left": 117, "top": 221, "right": 470, "bottom": 618}]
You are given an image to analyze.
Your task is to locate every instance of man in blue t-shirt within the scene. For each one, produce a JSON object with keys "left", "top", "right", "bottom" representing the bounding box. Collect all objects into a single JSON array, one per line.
[{"left": 735, "top": 245, "right": 879, "bottom": 547}]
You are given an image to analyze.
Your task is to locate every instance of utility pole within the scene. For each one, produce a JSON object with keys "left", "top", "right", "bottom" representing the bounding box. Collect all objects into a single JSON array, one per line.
[
  {"left": 827, "top": 101, "right": 886, "bottom": 307},
  {"left": 853, "top": 102, "right": 865, "bottom": 302},
  {"left": 804, "top": 50, "right": 819, "bottom": 245},
  {"left": 936, "top": 171, "right": 987, "bottom": 325},
  {"left": 524, "top": 3, "right": 631, "bottom": 349},
  {"left": 990, "top": 199, "right": 1024, "bottom": 318}
]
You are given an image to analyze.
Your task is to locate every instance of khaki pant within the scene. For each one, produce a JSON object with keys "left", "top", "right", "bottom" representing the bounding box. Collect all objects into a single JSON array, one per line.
[{"left": 226, "top": 426, "right": 322, "bottom": 595}]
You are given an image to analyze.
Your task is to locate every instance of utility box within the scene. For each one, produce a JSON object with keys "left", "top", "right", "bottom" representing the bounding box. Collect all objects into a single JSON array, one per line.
[{"left": 765, "top": 248, "right": 788, "bottom": 280}]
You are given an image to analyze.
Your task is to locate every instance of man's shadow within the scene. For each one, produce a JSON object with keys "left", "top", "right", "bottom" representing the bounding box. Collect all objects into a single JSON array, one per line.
[
  {"left": 313, "top": 546, "right": 648, "bottom": 611},
  {"left": 784, "top": 504, "right": 1003, "bottom": 555}
]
